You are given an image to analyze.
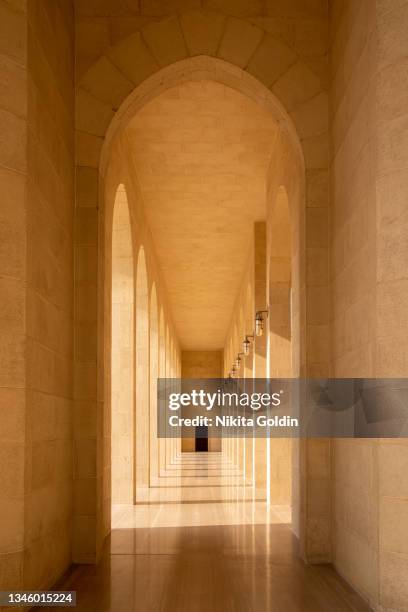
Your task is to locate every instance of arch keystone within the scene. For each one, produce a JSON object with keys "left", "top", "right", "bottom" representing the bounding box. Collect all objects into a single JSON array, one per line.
[
  {"left": 204, "top": 0, "right": 264, "bottom": 18},
  {"left": 141, "top": 15, "right": 188, "bottom": 67},
  {"left": 218, "top": 17, "right": 263, "bottom": 68},
  {"left": 141, "top": 0, "right": 201, "bottom": 15},
  {"left": 180, "top": 9, "right": 226, "bottom": 57}
]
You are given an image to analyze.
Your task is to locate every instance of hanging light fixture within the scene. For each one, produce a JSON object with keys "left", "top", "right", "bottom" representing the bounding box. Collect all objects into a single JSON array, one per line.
[
  {"left": 235, "top": 353, "right": 244, "bottom": 369},
  {"left": 255, "top": 310, "right": 269, "bottom": 337},
  {"left": 242, "top": 334, "right": 254, "bottom": 356}
]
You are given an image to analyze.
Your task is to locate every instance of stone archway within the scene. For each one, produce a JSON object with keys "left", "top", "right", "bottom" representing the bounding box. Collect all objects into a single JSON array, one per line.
[
  {"left": 111, "top": 184, "right": 134, "bottom": 505},
  {"left": 135, "top": 246, "right": 149, "bottom": 501},
  {"left": 149, "top": 283, "right": 159, "bottom": 486},
  {"left": 74, "top": 28, "right": 329, "bottom": 561},
  {"left": 268, "top": 185, "right": 294, "bottom": 521}
]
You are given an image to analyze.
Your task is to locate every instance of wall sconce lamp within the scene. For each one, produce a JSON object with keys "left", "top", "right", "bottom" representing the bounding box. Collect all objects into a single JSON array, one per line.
[
  {"left": 242, "top": 335, "right": 254, "bottom": 356},
  {"left": 234, "top": 353, "right": 244, "bottom": 369},
  {"left": 255, "top": 309, "right": 269, "bottom": 337}
]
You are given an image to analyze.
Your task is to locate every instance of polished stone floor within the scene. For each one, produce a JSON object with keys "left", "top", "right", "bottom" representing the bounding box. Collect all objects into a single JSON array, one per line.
[{"left": 39, "top": 453, "right": 372, "bottom": 612}]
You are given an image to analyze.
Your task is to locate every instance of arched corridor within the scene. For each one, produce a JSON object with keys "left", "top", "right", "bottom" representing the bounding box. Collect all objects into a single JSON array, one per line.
[
  {"left": 1, "top": 2, "right": 408, "bottom": 611},
  {"left": 62, "top": 53, "right": 367, "bottom": 612}
]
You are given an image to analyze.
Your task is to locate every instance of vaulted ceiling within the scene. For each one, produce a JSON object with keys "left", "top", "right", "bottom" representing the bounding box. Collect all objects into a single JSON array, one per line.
[{"left": 125, "top": 80, "right": 278, "bottom": 350}]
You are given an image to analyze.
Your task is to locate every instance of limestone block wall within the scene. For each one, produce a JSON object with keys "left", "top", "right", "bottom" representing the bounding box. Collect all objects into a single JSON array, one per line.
[
  {"left": 329, "top": 1, "right": 379, "bottom": 605},
  {"left": 375, "top": 3, "right": 408, "bottom": 608},
  {"left": 330, "top": 1, "right": 408, "bottom": 610},
  {"left": 0, "top": 0, "right": 28, "bottom": 591},
  {"left": 25, "top": 0, "right": 75, "bottom": 589},
  {"left": 0, "top": 0, "right": 75, "bottom": 593},
  {"left": 181, "top": 350, "right": 222, "bottom": 378}
]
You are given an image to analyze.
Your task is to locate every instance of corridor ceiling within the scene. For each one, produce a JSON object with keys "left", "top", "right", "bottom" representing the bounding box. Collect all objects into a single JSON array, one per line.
[{"left": 126, "top": 80, "right": 278, "bottom": 350}]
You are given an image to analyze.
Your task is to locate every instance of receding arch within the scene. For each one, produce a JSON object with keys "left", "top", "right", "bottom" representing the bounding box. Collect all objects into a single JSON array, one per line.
[
  {"left": 236, "top": 308, "right": 245, "bottom": 378},
  {"left": 135, "top": 246, "right": 149, "bottom": 501},
  {"left": 269, "top": 186, "right": 292, "bottom": 378},
  {"left": 244, "top": 283, "right": 254, "bottom": 380},
  {"left": 149, "top": 283, "right": 159, "bottom": 486},
  {"left": 158, "top": 309, "right": 166, "bottom": 474},
  {"left": 111, "top": 184, "right": 134, "bottom": 505},
  {"left": 159, "top": 308, "right": 166, "bottom": 379},
  {"left": 268, "top": 185, "right": 295, "bottom": 528},
  {"left": 243, "top": 282, "right": 254, "bottom": 486}
]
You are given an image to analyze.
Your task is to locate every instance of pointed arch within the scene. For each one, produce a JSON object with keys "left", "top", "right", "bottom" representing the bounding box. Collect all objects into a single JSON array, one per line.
[
  {"left": 135, "top": 246, "right": 149, "bottom": 501},
  {"left": 149, "top": 283, "right": 159, "bottom": 486},
  {"left": 269, "top": 186, "right": 293, "bottom": 378},
  {"left": 111, "top": 184, "right": 134, "bottom": 504},
  {"left": 158, "top": 308, "right": 166, "bottom": 473}
]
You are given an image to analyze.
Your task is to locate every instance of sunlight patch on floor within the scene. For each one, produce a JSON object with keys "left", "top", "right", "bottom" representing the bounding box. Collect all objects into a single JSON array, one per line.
[
  {"left": 112, "top": 501, "right": 291, "bottom": 529},
  {"left": 112, "top": 451, "right": 291, "bottom": 529}
]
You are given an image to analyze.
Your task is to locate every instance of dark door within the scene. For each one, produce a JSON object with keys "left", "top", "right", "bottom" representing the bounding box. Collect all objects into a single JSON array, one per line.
[{"left": 195, "top": 426, "right": 208, "bottom": 452}]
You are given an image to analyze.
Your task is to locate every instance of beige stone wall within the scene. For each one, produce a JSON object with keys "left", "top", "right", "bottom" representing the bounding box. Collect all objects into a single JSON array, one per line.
[
  {"left": 329, "top": 0, "right": 378, "bottom": 606},
  {"left": 25, "top": 0, "right": 75, "bottom": 588},
  {"left": 330, "top": 2, "right": 408, "bottom": 609},
  {"left": 0, "top": 0, "right": 75, "bottom": 592},
  {"left": 375, "top": 4, "right": 408, "bottom": 608},
  {"left": 182, "top": 350, "right": 222, "bottom": 379},
  {"left": 0, "top": 0, "right": 28, "bottom": 590}
]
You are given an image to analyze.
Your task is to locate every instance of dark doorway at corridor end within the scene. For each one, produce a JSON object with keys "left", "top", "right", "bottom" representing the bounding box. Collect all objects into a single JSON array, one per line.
[{"left": 195, "top": 426, "right": 208, "bottom": 452}]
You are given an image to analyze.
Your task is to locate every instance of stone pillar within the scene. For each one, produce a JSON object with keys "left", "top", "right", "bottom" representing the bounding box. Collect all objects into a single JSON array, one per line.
[
  {"left": 0, "top": 1, "right": 28, "bottom": 589},
  {"left": 253, "top": 223, "right": 268, "bottom": 500},
  {"left": 374, "top": 4, "right": 408, "bottom": 609},
  {"left": 0, "top": 0, "right": 76, "bottom": 587}
]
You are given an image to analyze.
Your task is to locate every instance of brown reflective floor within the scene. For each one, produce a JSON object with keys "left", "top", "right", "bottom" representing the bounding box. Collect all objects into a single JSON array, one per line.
[{"left": 38, "top": 454, "right": 372, "bottom": 612}]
